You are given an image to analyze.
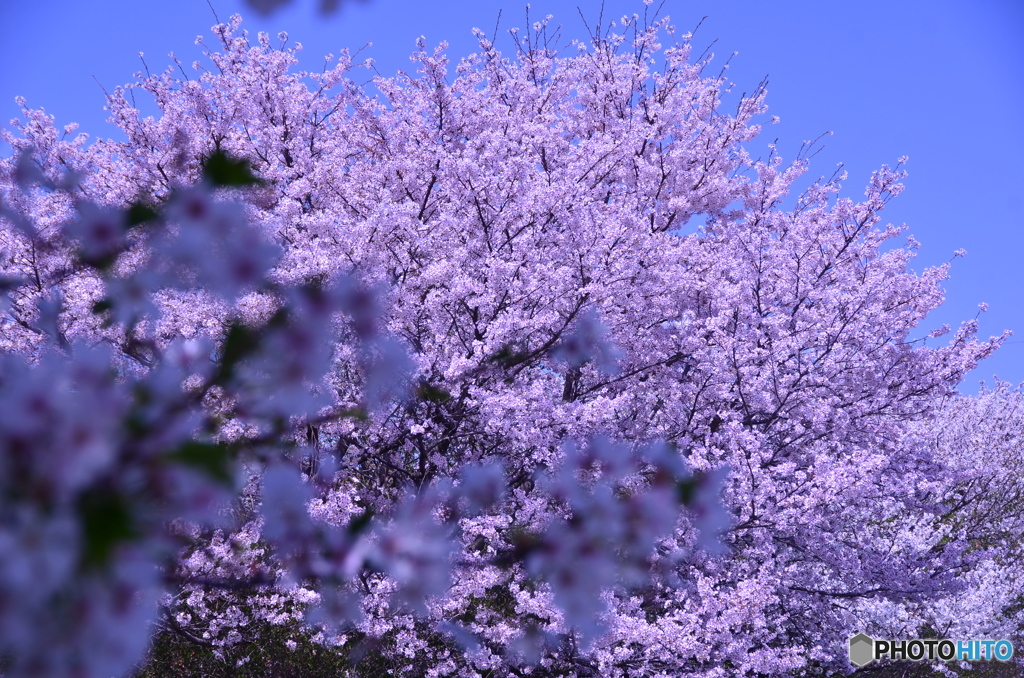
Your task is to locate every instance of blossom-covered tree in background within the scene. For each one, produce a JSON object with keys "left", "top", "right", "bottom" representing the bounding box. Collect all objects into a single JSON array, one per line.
[
  {"left": 867, "top": 384, "right": 1024, "bottom": 646},
  {"left": 0, "top": 8, "right": 1016, "bottom": 678}
]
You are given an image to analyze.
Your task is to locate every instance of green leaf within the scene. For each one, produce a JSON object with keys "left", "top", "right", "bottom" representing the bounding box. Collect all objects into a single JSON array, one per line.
[
  {"left": 676, "top": 477, "right": 699, "bottom": 506},
  {"left": 78, "top": 488, "right": 136, "bottom": 570},
  {"left": 215, "top": 322, "right": 259, "bottom": 381},
  {"left": 168, "top": 441, "right": 235, "bottom": 485},
  {"left": 125, "top": 202, "right": 159, "bottom": 227},
  {"left": 415, "top": 383, "right": 452, "bottom": 404},
  {"left": 347, "top": 508, "right": 375, "bottom": 536},
  {"left": 202, "top": 150, "right": 262, "bottom": 187}
]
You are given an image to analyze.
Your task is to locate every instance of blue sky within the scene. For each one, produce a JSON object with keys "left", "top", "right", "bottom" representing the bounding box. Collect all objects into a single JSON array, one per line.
[{"left": 1, "top": 0, "right": 1022, "bottom": 391}]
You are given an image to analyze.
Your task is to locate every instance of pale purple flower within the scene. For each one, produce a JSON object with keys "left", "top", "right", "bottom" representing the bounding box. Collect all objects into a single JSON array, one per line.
[
  {"left": 65, "top": 202, "right": 126, "bottom": 260},
  {"left": 553, "top": 308, "right": 621, "bottom": 375}
]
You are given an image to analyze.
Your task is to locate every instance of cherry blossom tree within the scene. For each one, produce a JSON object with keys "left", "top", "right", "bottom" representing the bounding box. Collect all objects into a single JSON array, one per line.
[{"left": 0, "top": 8, "right": 1011, "bottom": 678}]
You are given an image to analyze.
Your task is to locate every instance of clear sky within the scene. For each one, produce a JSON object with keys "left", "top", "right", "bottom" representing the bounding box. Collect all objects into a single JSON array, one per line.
[{"left": 1, "top": 0, "right": 1022, "bottom": 391}]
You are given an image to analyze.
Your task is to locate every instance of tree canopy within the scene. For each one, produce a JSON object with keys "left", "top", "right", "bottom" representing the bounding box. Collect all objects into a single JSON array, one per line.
[{"left": 0, "top": 11, "right": 1016, "bottom": 678}]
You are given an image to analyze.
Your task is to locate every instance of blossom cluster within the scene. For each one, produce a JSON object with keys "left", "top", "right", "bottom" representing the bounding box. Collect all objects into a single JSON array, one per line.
[{"left": 0, "top": 123, "right": 718, "bottom": 678}]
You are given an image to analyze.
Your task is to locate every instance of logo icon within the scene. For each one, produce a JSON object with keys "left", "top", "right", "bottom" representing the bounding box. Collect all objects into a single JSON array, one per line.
[{"left": 849, "top": 633, "right": 875, "bottom": 667}]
